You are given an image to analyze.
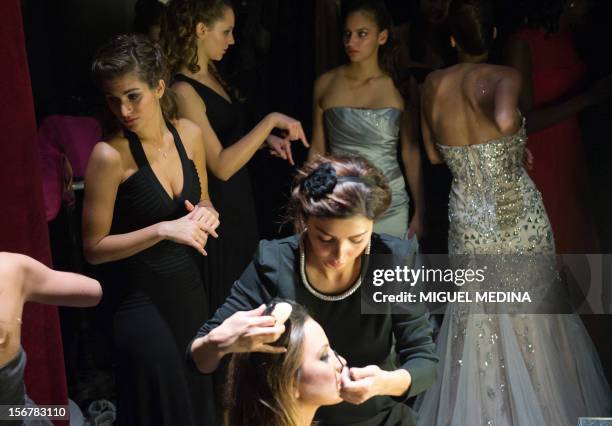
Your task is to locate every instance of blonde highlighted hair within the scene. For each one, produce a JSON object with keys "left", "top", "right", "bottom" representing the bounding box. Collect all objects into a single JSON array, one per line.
[{"left": 224, "top": 300, "right": 309, "bottom": 426}]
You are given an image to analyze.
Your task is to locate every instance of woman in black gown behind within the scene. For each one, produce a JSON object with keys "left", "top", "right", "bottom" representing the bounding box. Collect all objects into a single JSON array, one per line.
[
  {"left": 83, "top": 34, "right": 220, "bottom": 425},
  {"left": 160, "top": 0, "right": 309, "bottom": 313}
]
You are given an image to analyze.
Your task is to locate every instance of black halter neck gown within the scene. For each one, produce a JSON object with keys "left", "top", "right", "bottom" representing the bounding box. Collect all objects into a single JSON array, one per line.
[
  {"left": 108, "top": 122, "right": 215, "bottom": 425},
  {"left": 173, "top": 74, "right": 259, "bottom": 314}
]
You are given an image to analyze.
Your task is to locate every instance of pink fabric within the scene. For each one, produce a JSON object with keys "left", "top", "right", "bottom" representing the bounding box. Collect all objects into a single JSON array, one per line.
[{"left": 37, "top": 115, "right": 100, "bottom": 221}]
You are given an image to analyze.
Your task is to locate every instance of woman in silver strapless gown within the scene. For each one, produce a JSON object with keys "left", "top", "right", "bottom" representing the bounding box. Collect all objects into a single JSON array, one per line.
[
  {"left": 324, "top": 107, "right": 415, "bottom": 240},
  {"left": 309, "top": 1, "right": 424, "bottom": 243},
  {"left": 419, "top": 117, "right": 612, "bottom": 425},
  {"left": 416, "top": 1, "right": 612, "bottom": 424}
]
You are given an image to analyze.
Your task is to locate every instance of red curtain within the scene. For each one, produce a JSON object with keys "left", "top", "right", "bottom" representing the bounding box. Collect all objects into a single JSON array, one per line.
[{"left": 0, "top": 0, "right": 68, "bottom": 420}]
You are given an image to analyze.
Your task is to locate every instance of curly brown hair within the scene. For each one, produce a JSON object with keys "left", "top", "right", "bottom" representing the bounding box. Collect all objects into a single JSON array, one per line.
[
  {"left": 287, "top": 155, "right": 391, "bottom": 233},
  {"left": 91, "top": 33, "right": 177, "bottom": 136},
  {"left": 160, "top": 0, "right": 233, "bottom": 75}
]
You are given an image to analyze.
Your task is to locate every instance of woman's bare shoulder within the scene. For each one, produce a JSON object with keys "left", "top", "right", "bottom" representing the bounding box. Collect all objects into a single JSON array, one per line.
[
  {"left": 0, "top": 253, "right": 44, "bottom": 287},
  {"left": 0, "top": 252, "right": 24, "bottom": 273},
  {"left": 317, "top": 66, "right": 349, "bottom": 90},
  {"left": 86, "top": 137, "right": 128, "bottom": 180},
  {"left": 90, "top": 139, "right": 122, "bottom": 164},
  {"left": 314, "top": 67, "right": 346, "bottom": 109}
]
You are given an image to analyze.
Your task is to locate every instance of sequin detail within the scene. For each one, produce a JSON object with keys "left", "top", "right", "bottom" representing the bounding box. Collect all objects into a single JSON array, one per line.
[
  {"left": 433, "top": 121, "right": 557, "bottom": 423},
  {"left": 437, "top": 120, "right": 554, "bottom": 255}
]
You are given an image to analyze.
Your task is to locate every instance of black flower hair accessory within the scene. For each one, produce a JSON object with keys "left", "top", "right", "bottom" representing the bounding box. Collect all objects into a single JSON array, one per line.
[{"left": 302, "top": 163, "right": 337, "bottom": 200}]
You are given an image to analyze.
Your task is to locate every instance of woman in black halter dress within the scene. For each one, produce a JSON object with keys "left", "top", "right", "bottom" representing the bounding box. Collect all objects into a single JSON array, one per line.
[
  {"left": 161, "top": 0, "right": 308, "bottom": 313},
  {"left": 172, "top": 74, "right": 258, "bottom": 312},
  {"left": 83, "top": 35, "right": 219, "bottom": 425}
]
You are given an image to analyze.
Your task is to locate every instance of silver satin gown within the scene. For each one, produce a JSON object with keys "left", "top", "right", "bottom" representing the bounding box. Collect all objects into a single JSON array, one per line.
[
  {"left": 415, "top": 120, "right": 612, "bottom": 425},
  {"left": 324, "top": 107, "right": 416, "bottom": 243}
]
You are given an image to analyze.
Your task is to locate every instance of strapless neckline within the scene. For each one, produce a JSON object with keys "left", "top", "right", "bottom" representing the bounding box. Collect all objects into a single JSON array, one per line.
[{"left": 324, "top": 106, "right": 401, "bottom": 113}]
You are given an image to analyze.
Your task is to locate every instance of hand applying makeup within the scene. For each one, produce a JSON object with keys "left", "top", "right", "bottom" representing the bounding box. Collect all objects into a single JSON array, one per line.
[{"left": 340, "top": 364, "right": 412, "bottom": 405}]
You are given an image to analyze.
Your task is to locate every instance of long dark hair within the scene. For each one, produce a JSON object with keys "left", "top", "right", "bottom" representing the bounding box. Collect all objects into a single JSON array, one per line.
[
  {"left": 160, "top": 0, "right": 233, "bottom": 75},
  {"left": 91, "top": 33, "right": 177, "bottom": 137},
  {"left": 449, "top": 0, "right": 495, "bottom": 55},
  {"left": 160, "top": 0, "right": 240, "bottom": 99},
  {"left": 225, "top": 300, "right": 310, "bottom": 426},
  {"left": 341, "top": 0, "right": 402, "bottom": 91}
]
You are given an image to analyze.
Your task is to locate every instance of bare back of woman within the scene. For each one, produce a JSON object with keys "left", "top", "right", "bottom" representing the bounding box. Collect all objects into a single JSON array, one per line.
[{"left": 421, "top": 62, "right": 522, "bottom": 151}]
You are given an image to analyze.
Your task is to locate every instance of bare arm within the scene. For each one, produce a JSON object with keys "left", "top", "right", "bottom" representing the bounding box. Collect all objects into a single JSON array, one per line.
[
  {"left": 0, "top": 252, "right": 101, "bottom": 366},
  {"left": 174, "top": 82, "right": 272, "bottom": 181},
  {"left": 82, "top": 142, "right": 209, "bottom": 264},
  {"left": 82, "top": 143, "right": 167, "bottom": 264},
  {"left": 177, "top": 120, "right": 220, "bottom": 239},
  {"left": 400, "top": 79, "right": 425, "bottom": 235},
  {"left": 419, "top": 81, "right": 444, "bottom": 165},
  {"left": 504, "top": 36, "right": 593, "bottom": 134},
  {"left": 493, "top": 67, "right": 522, "bottom": 134},
  {"left": 194, "top": 139, "right": 216, "bottom": 213},
  {"left": 14, "top": 254, "right": 102, "bottom": 307},
  {"left": 173, "top": 83, "right": 306, "bottom": 181},
  {"left": 307, "top": 74, "right": 328, "bottom": 161},
  {"left": 180, "top": 120, "right": 217, "bottom": 212}
]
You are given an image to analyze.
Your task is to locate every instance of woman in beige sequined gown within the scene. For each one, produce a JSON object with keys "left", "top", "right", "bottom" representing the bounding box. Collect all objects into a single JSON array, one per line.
[{"left": 414, "top": 1, "right": 611, "bottom": 425}]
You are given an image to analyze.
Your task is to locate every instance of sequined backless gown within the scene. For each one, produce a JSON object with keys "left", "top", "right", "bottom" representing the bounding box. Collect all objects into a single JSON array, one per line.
[
  {"left": 415, "top": 121, "right": 611, "bottom": 425},
  {"left": 324, "top": 107, "right": 416, "bottom": 243}
]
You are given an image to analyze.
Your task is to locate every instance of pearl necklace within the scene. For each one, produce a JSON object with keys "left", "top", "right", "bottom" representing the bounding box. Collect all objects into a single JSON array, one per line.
[{"left": 299, "top": 236, "right": 371, "bottom": 301}]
